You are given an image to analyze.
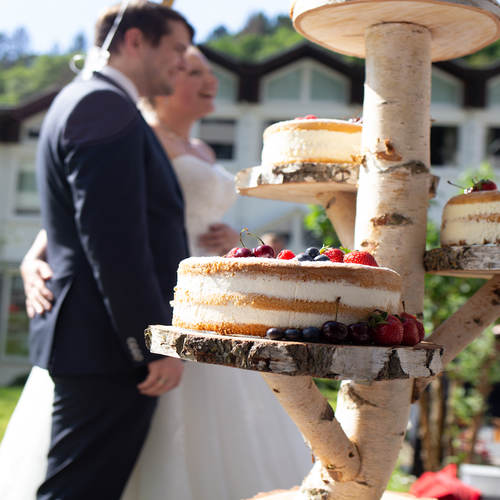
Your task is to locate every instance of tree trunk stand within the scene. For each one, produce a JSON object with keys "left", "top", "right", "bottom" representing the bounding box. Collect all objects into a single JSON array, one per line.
[{"left": 148, "top": 1, "right": 500, "bottom": 498}]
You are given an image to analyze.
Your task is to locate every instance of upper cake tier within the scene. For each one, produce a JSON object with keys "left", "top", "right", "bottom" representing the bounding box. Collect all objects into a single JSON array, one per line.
[
  {"left": 172, "top": 256, "right": 402, "bottom": 337},
  {"left": 261, "top": 118, "right": 362, "bottom": 168},
  {"left": 441, "top": 190, "right": 500, "bottom": 246}
]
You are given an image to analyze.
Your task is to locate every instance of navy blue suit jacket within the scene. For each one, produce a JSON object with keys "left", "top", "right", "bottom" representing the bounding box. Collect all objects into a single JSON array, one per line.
[{"left": 30, "top": 72, "right": 189, "bottom": 375}]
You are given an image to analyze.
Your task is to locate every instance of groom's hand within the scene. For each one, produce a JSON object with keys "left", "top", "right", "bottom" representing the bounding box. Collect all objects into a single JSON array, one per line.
[{"left": 137, "top": 357, "right": 184, "bottom": 397}]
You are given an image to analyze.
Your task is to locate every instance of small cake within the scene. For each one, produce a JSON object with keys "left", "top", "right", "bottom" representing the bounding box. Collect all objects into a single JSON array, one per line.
[
  {"left": 441, "top": 190, "right": 500, "bottom": 246},
  {"left": 261, "top": 117, "right": 362, "bottom": 168},
  {"left": 172, "top": 257, "right": 402, "bottom": 337}
]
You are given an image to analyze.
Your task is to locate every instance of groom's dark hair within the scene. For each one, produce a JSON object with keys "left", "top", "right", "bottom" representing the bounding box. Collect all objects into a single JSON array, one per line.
[{"left": 95, "top": 1, "right": 194, "bottom": 54}]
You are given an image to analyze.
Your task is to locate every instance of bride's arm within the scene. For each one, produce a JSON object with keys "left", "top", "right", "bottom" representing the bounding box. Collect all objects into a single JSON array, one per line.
[{"left": 20, "top": 229, "right": 54, "bottom": 318}]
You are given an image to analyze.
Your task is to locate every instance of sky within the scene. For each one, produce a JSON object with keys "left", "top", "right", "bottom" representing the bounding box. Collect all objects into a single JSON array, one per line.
[{"left": 0, "top": 0, "right": 291, "bottom": 53}]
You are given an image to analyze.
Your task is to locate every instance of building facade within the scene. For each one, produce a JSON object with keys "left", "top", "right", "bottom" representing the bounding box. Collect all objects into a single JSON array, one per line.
[{"left": 0, "top": 43, "right": 499, "bottom": 384}]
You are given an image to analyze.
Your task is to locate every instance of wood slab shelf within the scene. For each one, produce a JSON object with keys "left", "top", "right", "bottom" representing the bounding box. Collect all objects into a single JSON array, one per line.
[
  {"left": 235, "top": 163, "right": 358, "bottom": 204},
  {"left": 292, "top": 0, "right": 500, "bottom": 61},
  {"left": 145, "top": 325, "right": 443, "bottom": 382},
  {"left": 424, "top": 245, "right": 500, "bottom": 279}
]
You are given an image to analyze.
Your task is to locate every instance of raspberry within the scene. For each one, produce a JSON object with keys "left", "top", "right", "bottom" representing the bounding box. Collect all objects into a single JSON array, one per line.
[{"left": 277, "top": 249, "right": 295, "bottom": 260}]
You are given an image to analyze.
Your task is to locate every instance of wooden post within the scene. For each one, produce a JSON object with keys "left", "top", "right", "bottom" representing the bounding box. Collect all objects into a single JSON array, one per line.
[{"left": 299, "top": 23, "right": 434, "bottom": 498}]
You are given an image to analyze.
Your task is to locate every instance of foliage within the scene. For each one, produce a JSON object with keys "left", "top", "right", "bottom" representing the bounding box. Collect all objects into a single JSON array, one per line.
[
  {"left": 461, "top": 39, "right": 500, "bottom": 68},
  {"left": 206, "top": 25, "right": 303, "bottom": 62},
  {"left": 0, "top": 54, "right": 74, "bottom": 106},
  {"left": 304, "top": 204, "right": 341, "bottom": 248},
  {"left": 0, "top": 385, "right": 23, "bottom": 441}
]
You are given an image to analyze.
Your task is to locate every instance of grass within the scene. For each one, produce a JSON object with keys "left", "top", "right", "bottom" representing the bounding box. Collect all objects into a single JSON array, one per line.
[{"left": 0, "top": 385, "right": 23, "bottom": 440}]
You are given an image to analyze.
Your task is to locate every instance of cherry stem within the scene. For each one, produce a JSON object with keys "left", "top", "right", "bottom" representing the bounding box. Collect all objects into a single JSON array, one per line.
[
  {"left": 335, "top": 296, "right": 341, "bottom": 321},
  {"left": 239, "top": 228, "right": 264, "bottom": 248},
  {"left": 402, "top": 300, "right": 406, "bottom": 313},
  {"left": 447, "top": 180, "right": 465, "bottom": 190}
]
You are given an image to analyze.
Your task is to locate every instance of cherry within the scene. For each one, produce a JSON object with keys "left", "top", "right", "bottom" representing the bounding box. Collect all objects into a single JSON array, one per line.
[{"left": 252, "top": 245, "right": 275, "bottom": 258}]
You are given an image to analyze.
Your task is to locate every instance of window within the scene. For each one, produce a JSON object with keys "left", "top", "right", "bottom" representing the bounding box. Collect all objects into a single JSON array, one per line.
[
  {"left": 310, "top": 68, "right": 347, "bottom": 102},
  {"left": 488, "top": 79, "right": 500, "bottom": 107},
  {"left": 264, "top": 68, "right": 302, "bottom": 100},
  {"left": 15, "top": 162, "right": 40, "bottom": 215},
  {"left": 431, "top": 72, "right": 461, "bottom": 106},
  {"left": 486, "top": 127, "right": 500, "bottom": 168},
  {"left": 1, "top": 272, "right": 29, "bottom": 359},
  {"left": 198, "top": 119, "right": 236, "bottom": 160},
  {"left": 430, "top": 126, "right": 458, "bottom": 166},
  {"left": 212, "top": 68, "right": 237, "bottom": 102}
]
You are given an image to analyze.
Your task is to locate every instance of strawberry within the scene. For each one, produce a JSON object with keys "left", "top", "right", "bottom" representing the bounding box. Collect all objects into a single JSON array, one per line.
[
  {"left": 400, "top": 316, "right": 420, "bottom": 346},
  {"left": 344, "top": 250, "right": 378, "bottom": 267},
  {"left": 322, "top": 248, "right": 344, "bottom": 263},
  {"left": 369, "top": 311, "right": 403, "bottom": 346},
  {"left": 277, "top": 249, "right": 295, "bottom": 260},
  {"left": 400, "top": 311, "right": 425, "bottom": 341}
]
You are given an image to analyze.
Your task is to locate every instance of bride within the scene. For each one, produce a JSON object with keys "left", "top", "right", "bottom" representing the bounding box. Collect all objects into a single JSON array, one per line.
[{"left": 0, "top": 46, "right": 311, "bottom": 500}]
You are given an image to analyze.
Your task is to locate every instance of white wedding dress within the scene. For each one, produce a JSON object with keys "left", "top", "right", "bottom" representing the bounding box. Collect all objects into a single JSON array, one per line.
[{"left": 0, "top": 155, "right": 311, "bottom": 500}]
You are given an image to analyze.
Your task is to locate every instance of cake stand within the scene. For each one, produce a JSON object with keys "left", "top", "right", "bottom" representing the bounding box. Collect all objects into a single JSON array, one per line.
[{"left": 147, "top": 1, "right": 500, "bottom": 498}]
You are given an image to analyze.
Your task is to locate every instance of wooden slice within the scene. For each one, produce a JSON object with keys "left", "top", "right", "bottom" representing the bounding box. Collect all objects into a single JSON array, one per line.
[
  {"left": 424, "top": 245, "right": 500, "bottom": 278},
  {"left": 291, "top": 0, "right": 500, "bottom": 61},
  {"left": 145, "top": 325, "right": 443, "bottom": 381},
  {"left": 235, "top": 163, "right": 358, "bottom": 204}
]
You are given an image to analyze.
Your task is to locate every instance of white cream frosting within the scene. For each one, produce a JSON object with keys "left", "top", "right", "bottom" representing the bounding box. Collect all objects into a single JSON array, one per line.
[
  {"left": 441, "top": 196, "right": 500, "bottom": 245},
  {"left": 173, "top": 303, "right": 367, "bottom": 329},
  {"left": 261, "top": 120, "right": 361, "bottom": 166},
  {"left": 175, "top": 273, "right": 400, "bottom": 310}
]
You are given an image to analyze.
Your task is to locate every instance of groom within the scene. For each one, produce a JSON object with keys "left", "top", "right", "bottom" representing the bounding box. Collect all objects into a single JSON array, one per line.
[{"left": 32, "top": 3, "right": 193, "bottom": 499}]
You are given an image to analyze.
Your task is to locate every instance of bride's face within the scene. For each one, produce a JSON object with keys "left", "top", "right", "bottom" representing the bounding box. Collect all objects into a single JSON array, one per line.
[{"left": 168, "top": 47, "right": 218, "bottom": 118}]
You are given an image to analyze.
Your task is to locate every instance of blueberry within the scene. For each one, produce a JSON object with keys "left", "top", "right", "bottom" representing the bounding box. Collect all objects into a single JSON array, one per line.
[
  {"left": 284, "top": 328, "right": 303, "bottom": 341},
  {"left": 313, "top": 254, "right": 330, "bottom": 261},
  {"left": 302, "top": 326, "right": 321, "bottom": 342},
  {"left": 266, "top": 327, "right": 284, "bottom": 340},
  {"left": 296, "top": 253, "right": 313, "bottom": 261},
  {"left": 321, "top": 321, "right": 349, "bottom": 343},
  {"left": 348, "top": 322, "right": 372, "bottom": 345},
  {"left": 305, "top": 247, "right": 320, "bottom": 259}
]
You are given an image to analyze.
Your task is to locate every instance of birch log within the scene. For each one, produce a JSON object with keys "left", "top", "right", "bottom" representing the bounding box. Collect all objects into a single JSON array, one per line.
[
  {"left": 298, "top": 23, "right": 433, "bottom": 499},
  {"left": 413, "top": 274, "right": 500, "bottom": 399}
]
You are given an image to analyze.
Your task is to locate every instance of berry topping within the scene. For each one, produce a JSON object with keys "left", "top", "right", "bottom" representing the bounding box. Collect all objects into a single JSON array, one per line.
[
  {"left": 277, "top": 249, "right": 295, "bottom": 260},
  {"left": 369, "top": 311, "right": 403, "bottom": 346},
  {"left": 234, "top": 247, "right": 253, "bottom": 258},
  {"left": 469, "top": 179, "right": 497, "bottom": 192},
  {"left": 302, "top": 326, "right": 321, "bottom": 342},
  {"left": 305, "top": 247, "right": 320, "bottom": 259},
  {"left": 322, "top": 247, "right": 344, "bottom": 263},
  {"left": 296, "top": 252, "right": 313, "bottom": 262},
  {"left": 253, "top": 244, "right": 275, "bottom": 258},
  {"left": 448, "top": 179, "right": 498, "bottom": 194},
  {"left": 344, "top": 250, "right": 378, "bottom": 267},
  {"left": 400, "top": 317, "right": 420, "bottom": 346},
  {"left": 225, "top": 247, "right": 252, "bottom": 258},
  {"left": 400, "top": 310, "right": 425, "bottom": 341},
  {"left": 321, "top": 321, "right": 349, "bottom": 343},
  {"left": 314, "top": 254, "right": 330, "bottom": 261},
  {"left": 295, "top": 114, "right": 318, "bottom": 120},
  {"left": 284, "top": 328, "right": 303, "bottom": 341},
  {"left": 266, "top": 327, "right": 285, "bottom": 340},
  {"left": 348, "top": 322, "right": 372, "bottom": 345}
]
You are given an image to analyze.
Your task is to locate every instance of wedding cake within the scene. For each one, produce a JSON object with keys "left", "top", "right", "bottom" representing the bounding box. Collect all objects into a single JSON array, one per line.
[
  {"left": 441, "top": 189, "right": 500, "bottom": 246},
  {"left": 261, "top": 117, "right": 362, "bottom": 169},
  {"left": 171, "top": 256, "right": 402, "bottom": 337}
]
